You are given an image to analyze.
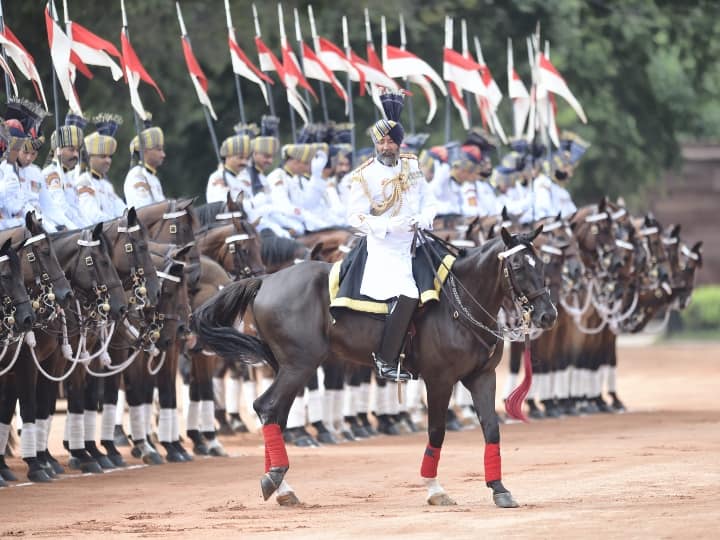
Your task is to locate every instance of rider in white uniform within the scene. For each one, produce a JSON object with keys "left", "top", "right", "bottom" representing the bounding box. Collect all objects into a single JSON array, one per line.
[
  {"left": 77, "top": 114, "right": 127, "bottom": 224},
  {"left": 346, "top": 90, "right": 437, "bottom": 381},
  {"left": 123, "top": 120, "right": 165, "bottom": 209}
]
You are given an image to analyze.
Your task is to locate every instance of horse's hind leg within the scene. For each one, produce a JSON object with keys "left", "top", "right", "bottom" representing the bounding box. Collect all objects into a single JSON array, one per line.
[
  {"left": 463, "top": 370, "right": 519, "bottom": 508},
  {"left": 420, "top": 380, "right": 456, "bottom": 506}
]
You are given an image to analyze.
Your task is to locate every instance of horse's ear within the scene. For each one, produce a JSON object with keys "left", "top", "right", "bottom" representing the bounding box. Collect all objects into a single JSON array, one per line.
[
  {"left": 501, "top": 206, "right": 510, "bottom": 221},
  {"left": 500, "top": 227, "right": 513, "bottom": 246},
  {"left": 644, "top": 214, "right": 652, "bottom": 227},
  {"left": 92, "top": 222, "right": 104, "bottom": 240},
  {"left": 671, "top": 224, "right": 681, "bottom": 238},
  {"left": 598, "top": 197, "right": 607, "bottom": 212},
  {"left": 25, "top": 210, "right": 37, "bottom": 232},
  {"left": 173, "top": 243, "right": 193, "bottom": 260},
  {"left": 628, "top": 227, "right": 636, "bottom": 241},
  {"left": 692, "top": 241, "right": 703, "bottom": 254},
  {"left": 488, "top": 225, "right": 497, "bottom": 239},
  {"left": 0, "top": 238, "right": 12, "bottom": 255},
  {"left": 310, "top": 242, "right": 324, "bottom": 261},
  {"left": 177, "top": 197, "right": 197, "bottom": 211},
  {"left": 127, "top": 207, "right": 137, "bottom": 226},
  {"left": 556, "top": 212, "right": 562, "bottom": 221},
  {"left": 169, "top": 262, "right": 185, "bottom": 279},
  {"left": 569, "top": 221, "right": 577, "bottom": 231},
  {"left": 226, "top": 191, "right": 234, "bottom": 208},
  {"left": 530, "top": 225, "right": 543, "bottom": 242}
]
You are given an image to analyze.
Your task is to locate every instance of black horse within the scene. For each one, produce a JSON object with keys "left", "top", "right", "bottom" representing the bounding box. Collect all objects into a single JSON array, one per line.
[{"left": 194, "top": 227, "right": 556, "bottom": 508}]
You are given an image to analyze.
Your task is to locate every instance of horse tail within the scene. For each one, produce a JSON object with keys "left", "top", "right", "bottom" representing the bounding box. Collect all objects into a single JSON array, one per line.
[{"left": 192, "top": 278, "right": 274, "bottom": 367}]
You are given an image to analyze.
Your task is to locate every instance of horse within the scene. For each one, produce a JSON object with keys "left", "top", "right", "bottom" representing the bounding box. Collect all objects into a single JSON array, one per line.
[{"left": 193, "top": 227, "right": 557, "bottom": 507}]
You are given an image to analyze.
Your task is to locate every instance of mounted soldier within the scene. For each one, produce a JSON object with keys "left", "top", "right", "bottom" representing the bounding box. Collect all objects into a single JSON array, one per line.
[
  {"left": 346, "top": 90, "right": 437, "bottom": 381},
  {"left": 123, "top": 116, "right": 165, "bottom": 209}
]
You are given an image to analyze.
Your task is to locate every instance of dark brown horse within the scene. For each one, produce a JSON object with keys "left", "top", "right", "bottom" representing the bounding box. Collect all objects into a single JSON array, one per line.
[{"left": 194, "top": 228, "right": 556, "bottom": 508}]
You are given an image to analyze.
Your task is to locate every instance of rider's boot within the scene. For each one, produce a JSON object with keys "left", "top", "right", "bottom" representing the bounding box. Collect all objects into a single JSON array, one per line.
[{"left": 372, "top": 296, "right": 416, "bottom": 382}]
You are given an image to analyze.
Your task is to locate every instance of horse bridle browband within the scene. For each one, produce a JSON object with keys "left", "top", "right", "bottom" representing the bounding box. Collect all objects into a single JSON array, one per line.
[
  {"left": 21, "top": 232, "right": 67, "bottom": 322},
  {"left": 117, "top": 222, "right": 152, "bottom": 309}
]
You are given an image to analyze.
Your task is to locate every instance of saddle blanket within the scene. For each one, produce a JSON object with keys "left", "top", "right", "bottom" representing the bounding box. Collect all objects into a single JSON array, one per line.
[{"left": 328, "top": 236, "right": 456, "bottom": 316}]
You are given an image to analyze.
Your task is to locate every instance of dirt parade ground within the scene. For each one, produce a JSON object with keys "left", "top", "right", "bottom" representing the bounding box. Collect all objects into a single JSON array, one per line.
[{"left": 1, "top": 341, "right": 719, "bottom": 539}]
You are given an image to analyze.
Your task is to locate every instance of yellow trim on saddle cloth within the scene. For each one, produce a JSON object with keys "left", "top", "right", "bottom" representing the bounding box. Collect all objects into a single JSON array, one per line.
[
  {"left": 419, "top": 254, "right": 456, "bottom": 305},
  {"left": 328, "top": 253, "right": 457, "bottom": 314}
]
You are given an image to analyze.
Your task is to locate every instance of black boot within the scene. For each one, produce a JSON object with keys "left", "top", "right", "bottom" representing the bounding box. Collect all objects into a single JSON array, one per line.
[{"left": 372, "top": 296, "right": 416, "bottom": 382}]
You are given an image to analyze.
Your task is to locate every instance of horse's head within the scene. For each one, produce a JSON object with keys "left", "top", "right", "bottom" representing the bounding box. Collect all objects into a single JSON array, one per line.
[
  {"left": 20, "top": 211, "right": 73, "bottom": 308},
  {"left": 569, "top": 198, "right": 615, "bottom": 271},
  {"left": 108, "top": 207, "right": 162, "bottom": 309},
  {"left": 499, "top": 226, "right": 557, "bottom": 329},
  {"left": 535, "top": 215, "right": 574, "bottom": 305},
  {"left": 154, "top": 261, "right": 191, "bottom": 348},
  {"left": 74, "top": 223, "right": 128, "bottom": 320},
  {"left": 674, "top": 241, "right": 703, "bottom": 309},
  {"left": 219, "top": 220, "right": 265, "bottom": 278},
  {"left": 0, "top": 238, "right": 34, "bottom": 332}
]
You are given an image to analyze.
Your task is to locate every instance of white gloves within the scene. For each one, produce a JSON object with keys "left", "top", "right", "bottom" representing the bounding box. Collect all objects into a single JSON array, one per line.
[
  {"left": 388, "top": 215, "right": 413, "bottom": 234},
  {"left": 310, "top": 150, "right": 328, "bottom": 180},
  {"left": 409, "top": 214, "right": 433, "bottom": 230}
]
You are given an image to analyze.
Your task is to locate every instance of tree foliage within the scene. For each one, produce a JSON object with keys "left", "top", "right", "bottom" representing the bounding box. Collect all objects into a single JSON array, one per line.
[{"left": 4, "top": 0, "right": 720, "bottom": 208}]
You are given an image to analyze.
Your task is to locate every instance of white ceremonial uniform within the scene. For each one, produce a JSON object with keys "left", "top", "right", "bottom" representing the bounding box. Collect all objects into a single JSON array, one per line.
[
  {"left": 522, "top": 173, "right": 555, "bottom": 222},
  {"left": 347, "top": 154, "right": 437, "bottom": 300},
  {"left": 233, "top": 167, "right": 292, "bottom": 237},
  {"left": 206, "top": 165, "right": 246, "bottom": 204},
  {"left": 551, "top": 182, "right": 577, "bottom": 218},
  {"left": 429, "top": 162, "right": 462, "bottom": 215},
  {"left": 475, "top": 180, "right": 499, "bottom": 218},
  {"left": 324, "top": 176, "right": 348, "bottom": 226},
  {"left": 337, "top": 174, "right": 353, "bottom": 206},
  {"left": 505, "top": 181, "right": 532, "bottom": 219},
  {"left": 39, "top": 161, "right": 87, "bottom": 230},
  {"left": 19, "top": 163, "right": 44, "bottom": 218},
  {"left": 123, "top": 164, "right": 164, "bottom": 209},
  {"left": 267, "top": 167, "right": 327, "bottom": 233},
  {"left": 0, "top": 160, "right": 25, "bottom": 230},
  {"left": 77, "top": 171, "right": 126, "bottom": 225}
]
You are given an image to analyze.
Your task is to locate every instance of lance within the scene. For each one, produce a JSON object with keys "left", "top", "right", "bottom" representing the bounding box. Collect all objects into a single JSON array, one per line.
[
  {"left": 399, "top": 13, "right": 416, "bottom": 133},
  {"left": 121, "top": 0, "right": 146, "bottom": 165},
  {"left": 443, "top": 15, "right": 452, "bottom": 144},
  {"left": 460, "top": 19, "right": 473, "bottom": 127},
  {"left": 544, "top": 39, "right": 552, "bottom": 162},
  {"left": 293, "top": 7, "right": 316, "bottom": 124},
  {"left": 277, "top": 3, "right": 297, "bottom": 142},
  {"left": 252, "top": 3, "right": 276, "bottom": 117},
  {"left": 224, "top": 0, "right": 245, "bottom": 124},
  {"left": 363, "top": 9, "right": 378, "bottom": 122},
  {"left": 341, "top": 16, "right": 355, "bottom": 161},
  {"left": 304, "top": 6, "right": 329, "bottom": 123},
  {"left": 48, "top": 0, "right": 64, "bottom": 159},
  {"left": 176, "top": 2, "right": 220, "bottom": 164},
  {"left": 0, "top": 0, "right": 12, "bottom": 101}
]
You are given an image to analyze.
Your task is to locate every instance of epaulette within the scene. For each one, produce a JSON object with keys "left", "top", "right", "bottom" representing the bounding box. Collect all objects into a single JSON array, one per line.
[{"left": 349, "top": 157, "right": 374, "bottom": 182}]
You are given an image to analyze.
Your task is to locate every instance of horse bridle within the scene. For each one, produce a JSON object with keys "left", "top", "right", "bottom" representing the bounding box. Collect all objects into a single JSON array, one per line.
[
  {"left": 0, "top": 253, "right": 31, "bottom": 337},
  {"left": 116, "top": 222, "right": 152, "bottom": 309},
  {"left": 71, "top": 233, "right": 124, "bottom": 323},
  {"left": 21, "top": 232, "right": 68, "bottom": 323}
]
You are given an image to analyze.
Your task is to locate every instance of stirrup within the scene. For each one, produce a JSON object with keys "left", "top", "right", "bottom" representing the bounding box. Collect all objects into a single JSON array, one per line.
[{"left": 372, "top": 353, "right": 412, "bottom": 382}]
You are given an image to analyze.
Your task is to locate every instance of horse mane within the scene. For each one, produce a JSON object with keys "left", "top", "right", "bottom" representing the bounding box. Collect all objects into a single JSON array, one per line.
[
  {"left": 260, "top": 229, "right": 308, "bottom": 267},
  {"left": 195, "top": 201, "right": 227, "bottom": 229}
]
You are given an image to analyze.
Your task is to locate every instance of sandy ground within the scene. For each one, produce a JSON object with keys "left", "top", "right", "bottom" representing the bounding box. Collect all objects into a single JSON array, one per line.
[{"left": 1, "top": 341, "right": 719, "bottom": 539}]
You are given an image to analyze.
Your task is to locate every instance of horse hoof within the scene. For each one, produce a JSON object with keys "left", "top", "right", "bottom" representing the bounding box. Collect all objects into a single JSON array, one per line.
[
  {"left": 445, "top": 419, "right": 464, "bottom": 432},
  {"left": 276, "top": 492, "right": 301, "bottom": 506},
  {"left": 47, "top": 457, "right": 64, "bottom": 475},
  {"left": 193, "top": 444, "right": 210, "bottom": 456},
  {"left": 261, "top": 466, "right": 288, "bottom": 501},
  {"left": 316, "top": 431, "right": 338, "bottom": 445},
  {"left": 0, "top": 477, "right": 6, "bottom": 487},
  {"left": 113, "top": 426, "right": 131, "bottom": 447},
  {"left": 144, "top": 452, "right": 165, "bottom": 465},
  {"left": 0, "top": 467, "right": 18, "bottom": 482},
  {"left": 293, "top": 436, "right": 316, "bottom": 447},
  {"left": 208, "top": 444, "right": 229, "bottom": 457},
  {"left": 427, "top": 492, "right": 457, "bottom": 506},
  {"left": 130, "top": 446, "right": 142, "bottom": 459},
  {"left": 68, "top": 457, "right": 81, "bottom": 470},
  {"left": 172, "top": 442, "right": 193, "bottom": 461},
  {"left": 96, "top": 455, "right": 116, "bottom": 470},
  {"left": 493, "top": 492, "right": 519, "bottom": 508},
  {"left": 231, "top": 418, "right": 249, "bottom": 433},
  {"left": 108, "top": 454, "right": 128, "bottom": 468},
  {"left": 217, "top": 423, "right": 235, "bottom": 436},
  {"left": 28, "top": 469, "right": 52, "bottom": 483},
  {"left": 341, "top": 430, "right": 356, "bottom": 442},
  {"left": 80, "top": 460, "right": 104, "bottom": 474},
  {"left": 165, "top": 450, "right": 185, "bottom": 463},
  {"left": 40, "top": 462, "right": 57, "bottom": 478}
]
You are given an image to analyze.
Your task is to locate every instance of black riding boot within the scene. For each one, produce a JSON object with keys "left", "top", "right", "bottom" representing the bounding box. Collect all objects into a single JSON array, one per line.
[{"left": 372, "top": 296, "right": 416, "bottom": 382}]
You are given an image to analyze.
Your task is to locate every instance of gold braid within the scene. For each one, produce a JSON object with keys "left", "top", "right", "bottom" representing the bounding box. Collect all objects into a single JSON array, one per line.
[{"left": 357, "top": 158, "right": 411, "bottom": 217}]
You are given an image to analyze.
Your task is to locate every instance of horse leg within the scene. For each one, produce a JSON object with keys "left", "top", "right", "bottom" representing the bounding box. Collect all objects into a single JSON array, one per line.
[
  {"left": 14, "top": 351, "right": 52, "bottom": 482},
  {"left": 197, "top": 352, "right": 228, "bottom": 457},
  {"left": 185, "top": 355, "right": 208, "bottom": 456},
  {"left": 100, "top": 371, "right": 127, "bottom": 467},
  {"left": 420, "top": 380, "right": 456, "bottom": 506},
  {"left": 157, "top": 344, "right": 184, "bottom": 462},
  {"left": 83, "top": 369, "right": 114, "bottom": 469},
  {"left": 124, "top": 355, "right": 163, "bottom": 465},
  {"left": 254, "top": 364, "right": 318, "bottom": 505},
  {"left": 35, "top": 359, "right": 63, "bottom": 475},
  {"left": 0, "top": 375, "right": 19, "bottom": 484},
  {"left": 64, "top": 362, "right": 103, "bottom": 474},
  {"left": 463, "top": 370, "right": 519, "bottom": 508},
  {"left": 212, "top": 359, "right": 233, "bottom": 436}
]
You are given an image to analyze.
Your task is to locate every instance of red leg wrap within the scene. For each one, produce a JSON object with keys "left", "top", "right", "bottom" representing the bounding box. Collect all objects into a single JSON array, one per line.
[
  {"left": 262, "top": 424, "right": 289, "bottom": 469},
  {"left": 264, "top": 444, "right": 271, "bottom": 473},
  {"left": 484, "top": 443, "right": 501, "bottom": 483},
  {"left": 420, "top": 444, "right": 442, "bottom": 478}
]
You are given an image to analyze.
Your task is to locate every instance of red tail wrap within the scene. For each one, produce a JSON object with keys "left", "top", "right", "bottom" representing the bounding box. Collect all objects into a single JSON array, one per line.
[
  {"left": 484, "top": 443, "right": 502, "bottom": 482},
  {"left": 262, "top": 424, "right": 289, "bottom": 469},
  {"left": 420, "top": 444, "right": 442, "bottom": 478},
  {"left": 505, "top": 340, "right": 533, "bottom": 422}
]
